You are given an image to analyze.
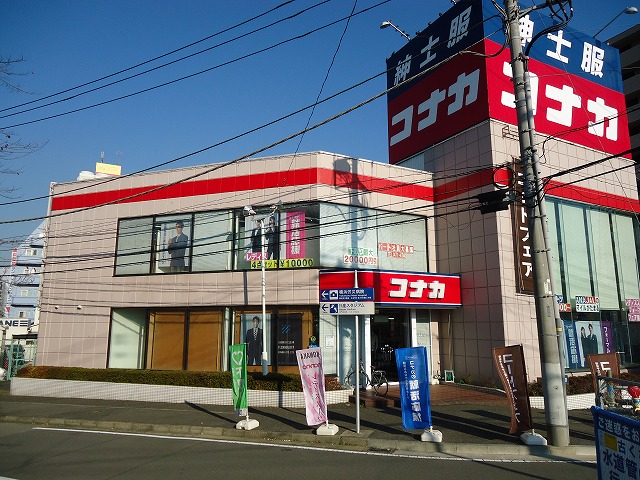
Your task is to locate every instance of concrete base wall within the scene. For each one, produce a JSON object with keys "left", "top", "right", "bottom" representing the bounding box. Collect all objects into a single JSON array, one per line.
[{"left": 10, "top": 377, "right": 352, "bottom": 407}]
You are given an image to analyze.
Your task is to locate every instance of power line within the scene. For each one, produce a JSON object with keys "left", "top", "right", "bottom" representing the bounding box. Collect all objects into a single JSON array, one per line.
[
  {"left": 0, "top": 1, "right": 296, "bottom": 115},
  {"left": 0, "top": 1, "right": 389, "bottom": 131}
]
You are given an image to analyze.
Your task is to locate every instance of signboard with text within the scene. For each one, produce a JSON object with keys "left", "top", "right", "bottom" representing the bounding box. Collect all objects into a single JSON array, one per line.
[
  {"left": 320, "top": 288, "right": 374, "bottom": 302},
  {"left": 626, "top": 299, "right": 640, "bottom": 322},
  {"left": 592, "top": 406, "right": 640, "bottom": 479},
  {"left": 320, "top": 270, "right": 461, "bottom": 308},
  {"left": 493, "top": 345, "right": 533, "bottom": 434},
  {"left": 395, "top": 346, "right": 432, "bottom": 430},
  {"left": 576, "top": 296, "right": 600, "bottom": 313},
  {"left": 320, "top": 302, "right": 375, "bottom": 315},
  {"left": 385, "top": 0, "right": 629, "bottom": 164}
]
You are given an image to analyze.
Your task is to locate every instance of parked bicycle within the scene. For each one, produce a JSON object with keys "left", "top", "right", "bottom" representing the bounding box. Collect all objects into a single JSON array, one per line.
[{"left": 345, "top": 360, "right": 388, "bottom": 396}]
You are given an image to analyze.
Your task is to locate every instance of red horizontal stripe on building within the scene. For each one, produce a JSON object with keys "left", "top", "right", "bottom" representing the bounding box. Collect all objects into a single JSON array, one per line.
[
  {"left": 51, "top": 167, "right": 435, "bottom": 211},
  {"left": 50, "top": 166, "right": 639, "bottom": 214}
]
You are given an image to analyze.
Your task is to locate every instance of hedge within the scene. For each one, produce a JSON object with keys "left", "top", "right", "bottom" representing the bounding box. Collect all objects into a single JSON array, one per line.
[{"left": 16, "top": 366, "right": 345, "bottom": 392}]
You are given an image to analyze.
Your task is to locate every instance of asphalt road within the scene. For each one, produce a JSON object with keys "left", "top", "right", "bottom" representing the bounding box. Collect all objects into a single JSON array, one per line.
[{"left": 0, "top": 423, "right": 597, "bottom": 480}]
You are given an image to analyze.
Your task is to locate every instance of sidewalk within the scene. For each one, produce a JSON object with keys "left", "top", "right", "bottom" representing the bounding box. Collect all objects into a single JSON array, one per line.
[{"left": 0, "top": 381, "right": 596, "bottom": 461}]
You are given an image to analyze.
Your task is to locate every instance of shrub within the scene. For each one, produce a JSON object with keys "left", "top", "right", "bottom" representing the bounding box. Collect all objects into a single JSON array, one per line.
[
  {"left": 528, "top": 372, "right": 640, "bottom": 396},
  {"left": 16, "top": 366, "right": 344, "bottom": 392}
]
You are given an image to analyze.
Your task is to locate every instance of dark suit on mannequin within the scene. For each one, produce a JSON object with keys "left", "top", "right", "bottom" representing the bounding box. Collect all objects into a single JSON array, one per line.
[{"left": 246, "top": 316, "right": 263, "bottom": 366}]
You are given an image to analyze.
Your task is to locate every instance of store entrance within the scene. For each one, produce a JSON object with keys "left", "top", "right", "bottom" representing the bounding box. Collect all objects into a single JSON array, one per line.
[{"left": 371, "top": 308, "right": 407, "bottom": 381}]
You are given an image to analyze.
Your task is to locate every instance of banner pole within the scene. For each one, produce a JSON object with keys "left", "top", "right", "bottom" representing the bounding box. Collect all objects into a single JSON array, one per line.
[{"left": 354, "top": 270, "right": 360, "bottom": 434}]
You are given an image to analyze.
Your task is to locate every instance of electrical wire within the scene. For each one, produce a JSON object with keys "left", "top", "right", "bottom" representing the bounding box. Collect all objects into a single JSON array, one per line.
[{"left": 0, "top": 1, "right": 296, "bottom": 115}]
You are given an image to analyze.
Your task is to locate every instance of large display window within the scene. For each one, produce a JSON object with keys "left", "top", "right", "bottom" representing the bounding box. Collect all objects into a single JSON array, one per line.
[
  {"left": 233, "top": 307, "right": 313, "bottom": 374},
  {"left": 108, "top": 308, "right": 226, "bottom": 371},
  {"left": 114, "top": 202, "right": 427, "bottom": 275},
  {"left": 319, "top": 204, "right": 427, "bottom": 271},
  {"left": 192, "top": 211, "right": 233, "bottom": 272},
  {"left": 234, "top": 204, "right": 320, "bottom": 271},
  {"left": 548, "top": 198, "right": 640, "bottom": 368},
  {"left": 115, "top": 218, "right": 154, "bottom": 275}
]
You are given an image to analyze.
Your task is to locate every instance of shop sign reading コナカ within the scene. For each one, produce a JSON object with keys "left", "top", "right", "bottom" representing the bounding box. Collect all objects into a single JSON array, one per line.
[{"left": 319, "top": 270, "right": 461, "bottom": 308}]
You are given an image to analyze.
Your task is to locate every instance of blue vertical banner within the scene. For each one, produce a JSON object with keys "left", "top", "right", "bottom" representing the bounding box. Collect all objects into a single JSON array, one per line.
[
  {"left": 395, "top": 346, "right": 432, "bottom": 430},
  {"left": 563, "top": 321, "right": 581, "bottom": 370}
]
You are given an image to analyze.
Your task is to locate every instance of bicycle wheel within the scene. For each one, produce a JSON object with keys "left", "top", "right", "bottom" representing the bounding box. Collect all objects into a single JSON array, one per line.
[
  {"left": 372, "top": 372, "right": 388, "bottom": 396},
  {"left": 346, "top": 371, "right": 369, "bottom": 389}
]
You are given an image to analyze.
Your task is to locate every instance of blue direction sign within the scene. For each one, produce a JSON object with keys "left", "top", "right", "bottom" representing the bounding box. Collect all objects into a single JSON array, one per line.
[
  {"left": 320, "top": 288, "right": 374, "bottom": 302},
  {"left": 320, "top": 302, "right": 375, "bottom": 315}
]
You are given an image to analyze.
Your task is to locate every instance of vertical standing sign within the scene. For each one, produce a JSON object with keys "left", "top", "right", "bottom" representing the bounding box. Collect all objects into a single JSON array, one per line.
[
  {"left": 493, "top": 345, "right": 533, "bottom": 434},
  {"left": 229, "top": 344, "right": 248, "bottom": 417},
  {"left": 395, "top": 346, "right": 432, "bottom": 430},
  {"left": 296, "top": 348, "right": 328, "bottom": 426},
  {"left": 592, "top": 406, "right": 640, "bottom": 479},
  {"left": 588, "top": 352, "right": 620, "bottom": 397}
]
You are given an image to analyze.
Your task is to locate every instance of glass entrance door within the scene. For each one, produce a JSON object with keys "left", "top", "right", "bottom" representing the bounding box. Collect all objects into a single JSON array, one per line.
[{"left": 371, "top": 308, "right": 407, "bottom": 381}]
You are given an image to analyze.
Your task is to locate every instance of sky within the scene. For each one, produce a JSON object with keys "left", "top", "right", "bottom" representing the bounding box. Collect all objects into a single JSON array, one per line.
[{"left": 1, "top": 0, "right": 638, "bottom": 264}]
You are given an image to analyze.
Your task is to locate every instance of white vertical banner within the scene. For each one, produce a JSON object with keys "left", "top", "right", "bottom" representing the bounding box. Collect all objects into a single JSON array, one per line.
[{"left": 296, "top": 348, "right": 328, "bottom": 426}]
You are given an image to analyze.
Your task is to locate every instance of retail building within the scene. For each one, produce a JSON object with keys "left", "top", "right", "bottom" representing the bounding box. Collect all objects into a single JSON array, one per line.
[
  {"left": 37, "top": 0, "right": 640, "bottom": 383},
  {"left": 39, "top": 154, "right": 457, "bottom": 382}
]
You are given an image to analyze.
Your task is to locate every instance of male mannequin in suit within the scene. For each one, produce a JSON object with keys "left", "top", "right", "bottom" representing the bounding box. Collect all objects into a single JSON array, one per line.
[
  {"left": 246, "top": 316, "right": 263, "bottom": 366},
  {"left": 168, "top": 220, "right": 188, "bottom": 272}
]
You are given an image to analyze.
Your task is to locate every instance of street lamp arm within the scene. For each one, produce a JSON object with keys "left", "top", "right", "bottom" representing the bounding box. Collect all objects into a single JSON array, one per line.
[
  {"left": 595, "top": 7, "right": 638, "bottom": 38},
  {"left": 380, "top": 20, "right": 411, "bottom": 41}
]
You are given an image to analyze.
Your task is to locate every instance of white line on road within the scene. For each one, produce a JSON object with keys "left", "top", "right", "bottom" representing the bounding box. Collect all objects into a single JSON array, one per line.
[{"left": 33, "top": 427, "right": 595, "bottom": 464}]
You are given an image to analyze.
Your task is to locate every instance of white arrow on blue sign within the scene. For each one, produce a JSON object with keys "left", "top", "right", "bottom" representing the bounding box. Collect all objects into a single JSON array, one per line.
[
  {"left": 320, "top": 288, "right": 374, "bottom": 302},
  {"left": 320, "top": 302, "right": 375, "bottom": 315}
]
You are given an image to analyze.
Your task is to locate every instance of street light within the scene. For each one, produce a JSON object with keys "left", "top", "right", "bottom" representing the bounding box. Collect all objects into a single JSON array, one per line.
[
  {"left": 594, "top": 6, "right": 638, "bottom": 38},
  {"left": 243, "top": 202, "right": 280, "bottom": 376},
  {"left": 380, "top": 20, "right": 411, "bottom": 41}
]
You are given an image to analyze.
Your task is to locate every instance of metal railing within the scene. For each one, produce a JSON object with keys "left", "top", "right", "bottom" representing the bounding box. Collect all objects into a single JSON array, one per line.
[
  {"left": 595, "top": 374, "right": 640, "bottom": 416},
  {"left": 1, "top": 339, "right": 37, "bottom": 380}
]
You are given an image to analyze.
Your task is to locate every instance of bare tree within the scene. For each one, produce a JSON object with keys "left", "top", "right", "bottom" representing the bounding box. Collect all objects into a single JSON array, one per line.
[{"left": 0, "top": 56, "right": 46, "bottom": 199}]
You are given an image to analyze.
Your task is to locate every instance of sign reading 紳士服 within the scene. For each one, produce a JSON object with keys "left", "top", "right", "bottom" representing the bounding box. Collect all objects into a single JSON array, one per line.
[
  {"left": 576, "top": 296, "right": 600, "bottom": 313},
  {"left": 592, "top": 406, "right": 640, "bottom": 479},
  {"left": 626, "top": 299, "right": 640, "bottom": 322},
  {"left": 385, "top": 0, "right": 629, "bottom": 164}
]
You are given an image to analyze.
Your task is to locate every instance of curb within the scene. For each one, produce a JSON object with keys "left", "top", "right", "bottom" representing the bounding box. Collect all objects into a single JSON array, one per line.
[{"left": 0, "top": 415, "right": 596, "bottom": 461}]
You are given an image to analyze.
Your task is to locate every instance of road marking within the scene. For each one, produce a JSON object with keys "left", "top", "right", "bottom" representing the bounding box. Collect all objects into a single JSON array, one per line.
[{"left": 33, "top": 427, "right": 595, "bottom": 464}]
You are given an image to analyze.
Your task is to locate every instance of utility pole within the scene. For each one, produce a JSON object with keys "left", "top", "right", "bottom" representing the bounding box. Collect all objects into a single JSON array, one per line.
[{"left": 504, "top": 0, "right": 569, "bottom": 446}]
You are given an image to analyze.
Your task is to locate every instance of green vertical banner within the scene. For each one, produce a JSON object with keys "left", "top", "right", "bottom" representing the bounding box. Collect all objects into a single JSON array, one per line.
[{"left": 229, "top": 344, "right": 248, "bottom": 417}]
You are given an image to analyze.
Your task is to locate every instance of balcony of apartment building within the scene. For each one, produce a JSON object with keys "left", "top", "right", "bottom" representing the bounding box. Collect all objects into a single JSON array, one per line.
[
  {"left": 11, "top": 289, "right": 39, "bottom": 308},
  {"left": 11, "top": 297, "right": 38, "bottom": 308},
  {"left": 15, "top": 249, "right": 43, "bottom": 266}
]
